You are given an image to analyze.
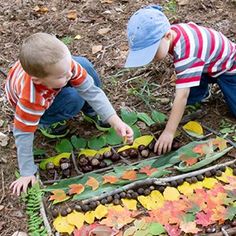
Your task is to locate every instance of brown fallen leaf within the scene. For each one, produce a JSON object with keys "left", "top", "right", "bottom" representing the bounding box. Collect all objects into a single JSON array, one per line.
[
  {"left": 98, "top": 28, "right": 111, "bottom": 35},
  {"left": 100, "top": 0, "right": 113, "bottom": 3},
  {"left": 92, "top": 45, "right": 103, "bottom": 54},
  {"left": 176, "top": 0, "right": 189, "bottom": 6},
  {"left": 33, "top": 5, "right": 49, "bottom": 13},
  {"left": 67, "top": 10, "right": 77, "bottom": 20}
]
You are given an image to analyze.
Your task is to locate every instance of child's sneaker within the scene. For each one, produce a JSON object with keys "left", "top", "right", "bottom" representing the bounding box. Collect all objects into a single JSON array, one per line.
[
  {"left": 39, "top": 120, "right": 69, "bottom": 138},
  {"left": 83, "top": 113, "right": 111, "bottom": 131},
  {"left": 201, "top": 85, "right": 212, "bottom": 103}
]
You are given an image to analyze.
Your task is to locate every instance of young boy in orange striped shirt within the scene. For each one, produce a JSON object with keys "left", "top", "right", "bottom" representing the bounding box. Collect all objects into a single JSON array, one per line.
[{"left": 5, "top": 33, "right": 133, "bottom": 195}]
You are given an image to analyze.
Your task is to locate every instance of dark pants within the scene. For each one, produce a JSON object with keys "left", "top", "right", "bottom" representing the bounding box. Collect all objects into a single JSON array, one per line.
[
  {"left": 187, "top": 73, "right": 236, "bottom": 117},
  {"left": 39, "top": 56, "right": 101, "bottom": 125}
]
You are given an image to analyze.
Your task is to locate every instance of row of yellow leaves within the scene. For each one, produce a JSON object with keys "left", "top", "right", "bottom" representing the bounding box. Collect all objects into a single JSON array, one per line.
[{"left": 53, "top": 167, "right": 235, "bottom": 234}]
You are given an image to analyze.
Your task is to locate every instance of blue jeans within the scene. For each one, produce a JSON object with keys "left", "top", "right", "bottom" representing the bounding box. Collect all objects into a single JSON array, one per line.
[
  {"left": 187, "top": 73, "right": 236, "bottom": 117},
  {"left": 40, "top": 56, "right": 101, "bottom": 125}
]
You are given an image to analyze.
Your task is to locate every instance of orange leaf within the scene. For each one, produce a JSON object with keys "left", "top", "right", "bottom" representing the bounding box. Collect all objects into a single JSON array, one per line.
[
  {"left": 121, "top": 170, "right": 137, "bottom": 180},
  {"left": 69, "top": 184, "right": 85, "bottom": 195},
  {"left": 85, "top": 177, "right": 99, "bottom": 190},
  {"left": 67, "top": 10, "right": 77, "bottom": 20},
  {"left": 180, "top": 154, "right": 198, "bottom": 166},
  {"left": 103, "top": 175, "right": 119, "bottom": 184},
  {"left": 212, "top": 137, "right": 227, "bottom": 151},
  {"left": 49, "top": 189, "right": 68, "bottom": 201},
  {"left": 139, "top": 165, "right": 157, "bottom": 176}
]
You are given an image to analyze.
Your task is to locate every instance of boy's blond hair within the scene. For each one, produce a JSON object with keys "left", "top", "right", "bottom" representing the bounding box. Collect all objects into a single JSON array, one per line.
[{"left": 19, "top": 32, "right": 69, "bottom": 78}]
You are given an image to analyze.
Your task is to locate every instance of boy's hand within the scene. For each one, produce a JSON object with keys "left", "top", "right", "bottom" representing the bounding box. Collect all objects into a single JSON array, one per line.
[
  {"left": 107, "top": 114, "right": 134, "bottom": 143},
  {"left": 154, "top": 129, "right": 174, "bottom": 155},
  {"left": 10, "top": 175, "right": 36, "bottom": 196}
]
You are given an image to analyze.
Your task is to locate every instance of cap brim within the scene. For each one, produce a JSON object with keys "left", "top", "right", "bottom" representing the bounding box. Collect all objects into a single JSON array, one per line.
[{"left": 124, "top": 41, "right": 160, "bottom": 68}]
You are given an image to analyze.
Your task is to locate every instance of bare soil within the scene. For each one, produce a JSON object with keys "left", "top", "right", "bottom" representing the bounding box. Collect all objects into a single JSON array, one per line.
[{"left": 0, "top": 0, "right": 235, "bottom": 235}]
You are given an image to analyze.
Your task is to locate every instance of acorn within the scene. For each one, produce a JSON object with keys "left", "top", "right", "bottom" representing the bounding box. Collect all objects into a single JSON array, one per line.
[
  {"left": 140, "top": 149, "right": 150, "bottom": 158},
  {"left": 170, "top": 180, "right": 178, "bottom": 187},
  {"left": 60, "top": 158, "right": 69, "bottom": 164},
  {"left": 229, "top": 163, "right": 236, "bottom": 169},
  {"left": 60, "top": 209, "right": 68, "bottom": 217},
  {"left": 110, "top": 153, "right": 120, "bottom": 161},
  {"left": 81, "top": 205, "right": 90, "bottom": 212},
  {"left": 144, "top": 189, "right": 151, "bottom": 196},
  {"left": 95, "top": 201, "right": 100, "bottom": 206},
  {"left": 149, "top": 185, "right": 155, "bottom": 191},
  {"left": 191, "top": 177, "right": 198, "bottom": 183},
  {"left": 62, "top": 169, "right": 70, "bottom": 178},
  {"left": 185, "top": 178, "right": 192, "bottom": 184},
  {"left": 220, "top": 166, "right": 226, "bottom": 172},
  {"left": 78, "top": 155, "right": 89, "bottom": 166},
  {"left": 126, "top": 193, "right": 132, "bottom": 199},
  {"left": 176, "top": 179, "right": 184, "bottom": 185},
  {"left": 113, "top": 194, "right": 120, "bottom": 200},
  {"left": 113, "top": 199, "right": 121, "bottom": 205},
  {"left": 196, "top": 175, "right": 204, "bottom": 181},
  {"left": 148, "top": 140, "right": 155, "bottom": 151},
  {"left": 46, "top": 162, "right": 55, "bottom": 170},
  {"left": 61, "top": 162, "right": 71, "bottom": 170},
  {"left": 127, "top": 189, "right": 134, "bottom": 194},
  {"left": 205, "top": 227, "right": 216, "bottom": 233},
  {"left": 120, "top": 150, "right": 129, "bottom": 157},
  {"left": 215, "top": 170, "right": 222, "bottom": 177},
  {"left": 137, "top": 188, "right": 145, "bottom": 195},
  {"left": 106, "top": 195, "right": 113, "bottom": 203},
  {"left": 90, "top": 158, "right": 100, "bottom": 167},
  {"left": 82, "top": 165, "right": 93, "bottom": 172},
  {"left": 66, "top": 207, "right": 72, "bottom": 214},
  {"left": 119, "top": 192, "right": 126, "bottom": 198},
  {"left": 231, "top": 219, "right": 236, "bottom": 227},
  {"left": 210, "top": 169, "right": 216, "bottom": 176},
  {"left": 51, "top": 208, "right": 59, "bottom": 218},
  {"left": 101, "top": 198, "right": 108, "bottom": 205},
  {"left": 89, "top": 201, "right": 97, "bottom": 210},
  {"left": 94, "top": 153, "right": 103, "bottom": 161},
  {"left": 131, "top": 192, "right": 138, "bottom": 199},
  {"left": 74, "top": 205, "right": 82, "bottom": 212},
  {"left": 99, "top": 161, "right": 107, "bottom": 168},
  {"left": 138, "top": 145, "right": 146, "bottom": 152},
  {"left": 205, "top": 171, "right": 212, "bottom": 177},
  {"left": 129, "top": 148, "right": 138, "bottom": 158},
  {"left": 103, "top": 150, "right": 113, "bottom": 159},
  {"left": 158, "top": 186, "right": 165, "bottom": 193}
]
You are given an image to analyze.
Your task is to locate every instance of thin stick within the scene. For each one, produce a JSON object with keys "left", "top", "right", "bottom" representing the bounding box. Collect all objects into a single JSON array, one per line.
[
  {"left": 0, "top": 168, "right": 5, "bottom": 204},
  {"left": 40, "top": 200, "right": 53, "bottom": 235},
  {"left": 0, "top": 68, "right": 7, "bottom": 77},
  {"left": 71, "top": 151, "right": 83, "bottom": 175},
  {"left": 206, "top": 227, "right": 236, "bottom": 236}
]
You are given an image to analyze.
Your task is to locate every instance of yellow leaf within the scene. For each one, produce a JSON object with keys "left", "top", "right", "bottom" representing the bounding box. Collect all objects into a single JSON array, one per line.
[
  {"left": 133, "top": 135, "right": 154, "bottom": 148},
  {"left": 108, "top": 204, "right": 124, "bottom": 211},
  {"left": 53, "top": 215, "right": 74, "bottom": 234},
  {"left": 150, "top": 190, "right": 164, "bottom": 203},
  {"left": 94, "top": 204, "right": 108, "bottom": 219},
  {"left": 202, "top": 177, "right": 218, "bottom": 189},
  {"left": 121, "top": 199, "right": 137, "bottom": 210},
  {"left": 84, "top": 211, "right": 95, "bottom": 224},
  {"left": 163, "top": 187, "right": 180, "bottom": 201},
  {"left": 66, "top": 211, "right": 84, "bottom": 229},
  {"left": 183, "top": 121, "right": 204, "bottom": 137},
  {"left": 190, "top": 181, "right": 203, "bottom": 190},
  {"left": 177, "top": 182, "right": 194, "bottom": 196},
  {"left": 117, "top": 145, "right": 134, "bottom": 153},
  {"left": 137, "top": 191, "right": 164, "bottom": 210},
  {"left": 97, "top": 147, "right": 111, "bottom": 155},
  {"left": 216, "top": 167, "right": 233, "bottom": 183},
  {"left": 74, "top": 34, "right": 82, "bottom": 40},
  {"left": 79, "top": 149, "right": 97, "bottom": 157}
]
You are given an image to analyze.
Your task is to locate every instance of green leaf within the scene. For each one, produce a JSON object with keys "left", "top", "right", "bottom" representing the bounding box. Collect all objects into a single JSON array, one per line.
[
  {"left": 148, "top": 222, "right": 166, "bottom": 235},
  {"left": 33, "top": 148, "right": 46, "bottom": 156},
  {"left": 71, "top": 135, "right": 87, "bottom": 149},
  {"left": 151, "top": 110, "right": 167, "bottom": 123},
  {"left": 55, "top": 139, "right": 73, "bottom": 153},
  {"left": 88, "top": 136, "right": 106, "bottom": 150},
  {"left": 121, "top": 108, "right": 138, "bottom": 125},
  {"left": 182, "top": 213, "right": 196, "bottom": 223},
  {"left": 132, "top": 125, "right": 141, "bottom": 139},
  {"left": 220, "top": 127, "right": 234, "bottom": 134},
  {"left": 137, "top": 112, "right": 155, "bottom": 126},
  {"left": 226, "top": 206, "right": 236, "bottom": 220},
  {"left": 105, "top": 128, "right": 123, "bottom": 145}
]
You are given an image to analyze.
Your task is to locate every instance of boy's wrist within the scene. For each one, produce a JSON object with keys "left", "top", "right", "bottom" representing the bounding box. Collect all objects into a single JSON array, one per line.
[{"left": 107, "top": 114, "right": 122, "bottom": 127}]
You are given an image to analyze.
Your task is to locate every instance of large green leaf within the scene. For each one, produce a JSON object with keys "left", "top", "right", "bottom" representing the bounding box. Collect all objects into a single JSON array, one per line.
[
  {"left": 88, "top": 136, "right": 106, "bottom": 150},
  {"left": 71, "top": 135, "right": 87, "bottom": 149},
  {"left": 137, "top": 112, "right": 155, "bottom": 126},
  {"left": 149, "top": 222, "right": 166, "bottom": 235},
  {"left": 105, "top": 128, "right": 123, "bottom": 145},
  {"left": 55, "top": 139, "right": 73, "bottom": 153},
  {"left": 151, "top": 110, "right": 167, "bottom": 123},
  {"left": 132, "top": 125, "right": 141, "bottom": 139},
  {"left": 33, "top": 148, "right": 46, "bottom": 156},
  {"left": 121, "top": 108, "right": 138, "bottom": 126}
]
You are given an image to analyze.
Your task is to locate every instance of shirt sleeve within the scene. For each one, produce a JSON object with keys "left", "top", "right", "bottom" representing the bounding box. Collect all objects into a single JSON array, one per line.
[
  {"left": 13, "top": 128, "right": 37, "bottom": 176},
  {"left": 174, "top": 57, "right": 205, "bottom": 89},
  {"left": 76, "top": 74, "right": 116, "bottom": 121},
  {"left": 69, "top": 59, "right": 87, "bottom": 87}
]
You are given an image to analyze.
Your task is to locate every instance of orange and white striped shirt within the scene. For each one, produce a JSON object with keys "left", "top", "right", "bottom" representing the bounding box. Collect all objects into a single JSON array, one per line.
[{"left": 5, "top": 59, "right": 87, "bottom": 132}]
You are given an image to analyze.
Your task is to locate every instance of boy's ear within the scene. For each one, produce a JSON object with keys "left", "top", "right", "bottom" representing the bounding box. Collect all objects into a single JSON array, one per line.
[
  {"left": 164, "top": 30, "right": 172, "bottom": 40},
  {"left": 31, "top": 76, "right": 42, "bottom": 85}
]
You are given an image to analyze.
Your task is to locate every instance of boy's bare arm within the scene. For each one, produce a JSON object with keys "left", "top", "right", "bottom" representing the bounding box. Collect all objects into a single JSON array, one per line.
[{"left": 155, "top": 87, "right": 190, "bottom": 155}]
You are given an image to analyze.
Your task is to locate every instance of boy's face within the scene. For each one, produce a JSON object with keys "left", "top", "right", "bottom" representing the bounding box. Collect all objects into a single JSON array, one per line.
[
  {"left": 153, "top": 37, "right": 170, "bottom": 61},
  {"left": 32, "top": 52, "right": 72, "bottom": 89}
]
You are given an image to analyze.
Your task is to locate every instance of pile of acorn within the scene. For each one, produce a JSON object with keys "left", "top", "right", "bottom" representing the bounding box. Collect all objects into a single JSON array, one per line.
[{"left": 50, "top": 161, "right": 236, "bottom": 219}]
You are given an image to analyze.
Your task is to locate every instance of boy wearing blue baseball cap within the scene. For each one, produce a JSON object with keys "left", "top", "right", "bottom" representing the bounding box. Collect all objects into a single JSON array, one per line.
[{"left": 125, "top": 5, "right": 236, "bottom": 155}]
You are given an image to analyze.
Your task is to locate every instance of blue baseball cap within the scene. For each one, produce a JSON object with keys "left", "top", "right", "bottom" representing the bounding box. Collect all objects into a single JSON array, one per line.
[{"left": 125, "top": 5, "right": 170, "bottom": 68}]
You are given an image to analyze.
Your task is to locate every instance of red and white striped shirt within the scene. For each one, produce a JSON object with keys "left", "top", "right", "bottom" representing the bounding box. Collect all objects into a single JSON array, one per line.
[
  {"left": 170, "top": 23, "right": 236, "bottom": 89},
  {"left": 5, "top": 59, "right": 87, "bottom": 132}
]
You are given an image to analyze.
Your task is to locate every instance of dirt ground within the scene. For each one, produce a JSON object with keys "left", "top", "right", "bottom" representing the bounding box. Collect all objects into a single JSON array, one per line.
[{"left": 0, "top": 0, "right": 235, "bottom": 235}]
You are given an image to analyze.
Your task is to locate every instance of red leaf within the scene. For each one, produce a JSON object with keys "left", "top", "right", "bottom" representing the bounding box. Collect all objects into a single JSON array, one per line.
[
  {"left": 49, "top": 189, "right": 68, "bottom": 201},
  {"left": 69, "top": 184, "right": 85, "bottom": 195},
  {"left": 165, "top": 224, "right": 181, "bottom": 236},
  {"left": 121, "top": 170, "right": 137, "bottom": 180},
  {"left": 139, "top": 165, "right": 157, "bottom": 176},
  {"left": 196, "top": 211, "right": 213, "bottom": 227},
  {"left": 85, "top": 177, "right": 99, "bottom": 190},
  {"left": 103, "top": 175, "right": 119, "bottom": 184}
]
